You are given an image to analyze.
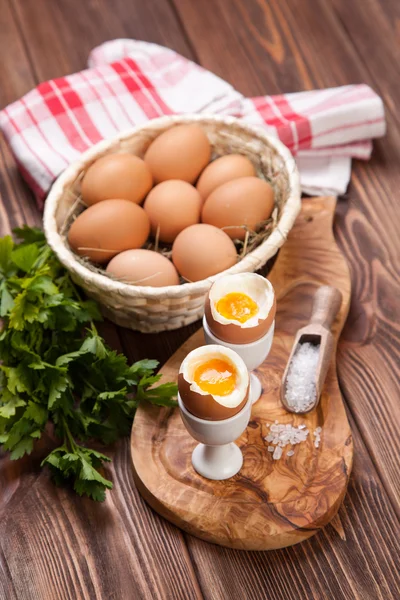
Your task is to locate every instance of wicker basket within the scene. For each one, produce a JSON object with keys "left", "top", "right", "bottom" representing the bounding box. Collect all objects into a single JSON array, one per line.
[{"left": 44, "top": 115, "right": 301, "bottom": 333}]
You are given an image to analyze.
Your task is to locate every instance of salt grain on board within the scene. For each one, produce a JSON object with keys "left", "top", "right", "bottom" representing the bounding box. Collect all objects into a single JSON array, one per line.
[
  {"left": 285, "top": 342, "right": 320, "bottom": 412},
  {"left": 314, "top": 428, "right": 322, "bottom": 448},
  {"left": 265, "top": 422, "right": 323, "bottom": 460},
  {"left": 273, "top": 446, "right": 283, "bottom": 460}
]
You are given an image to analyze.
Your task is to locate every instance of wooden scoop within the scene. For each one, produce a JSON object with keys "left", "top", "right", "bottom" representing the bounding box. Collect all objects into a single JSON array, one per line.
[{"left": 280, "top": 285, "right": 343, "bottom": 414}]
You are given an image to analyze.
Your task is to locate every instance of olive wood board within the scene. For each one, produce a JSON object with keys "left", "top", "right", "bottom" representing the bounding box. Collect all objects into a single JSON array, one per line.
[{"left": 130, "top": 196, "right": 353, "bottom": 550}]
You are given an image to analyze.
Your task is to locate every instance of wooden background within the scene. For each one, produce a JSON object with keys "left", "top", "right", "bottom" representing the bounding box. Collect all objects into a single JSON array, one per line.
[{"left": 0, "top": 0, "right": 399, "bottom": 598}]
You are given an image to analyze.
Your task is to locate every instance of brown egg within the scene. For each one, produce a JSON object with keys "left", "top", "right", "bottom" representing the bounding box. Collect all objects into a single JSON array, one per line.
[
  {"left": 172, "top": 224, "right": 237, "bottom": 282},
  {"left": 201, "top": 177, "right": 275, "bottom": 240},
  {"left": 144, "top": 124, "right": 211, "bottom": 184},
  {"left": 178, "top": 345, "right": 250, "bottom": 421},
  {"left": 196, "top": 154, "right": 256, "bottom": 200},
  {"left": 106, "top": 249, "right": 179, "bottom": 287},
  {"left": 81, "top": 153, "right": 153, "bottom": 206},
  {"left": 68, "top": 199, "right": 150, "bottom": 264},
  {"left": 204, "top": 273, "right": 276, "bottom": 344},
  {"left": 143, "top": 180, "right": 202, "bottom": 243}
]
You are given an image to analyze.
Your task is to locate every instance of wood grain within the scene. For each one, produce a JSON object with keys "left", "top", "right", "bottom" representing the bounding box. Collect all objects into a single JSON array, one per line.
[
  {"left": 0, "top": 0, "right": 398, "bottom": 597},
  {"left": 10, "top": 0, "right": 192, "bottom": 81},
  {"left": 131, "top": 197, "right": 353, "bottom": 550},
  {"left": 183, "top": 431, "right": 400, "bottom": 600},
  {"left": 330, "top": 0, "right": 400, "bottom": 122},
  {"left": 0, "top": 0, "right": 39, "bottom": 234},
  {"left": 171, "top": 0, "right": 400, "bottom": 525},
  {"left": 0, "top": 0, "right": 36, "bottom": 104},
  {"left": 0, "top": 439, "right": 203, "bottom": 600}
]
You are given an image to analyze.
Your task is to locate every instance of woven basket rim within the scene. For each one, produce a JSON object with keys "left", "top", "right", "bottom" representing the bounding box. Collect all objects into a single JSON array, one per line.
[{"left": 44, "top": 114, "right": 301, "bottom": 300}]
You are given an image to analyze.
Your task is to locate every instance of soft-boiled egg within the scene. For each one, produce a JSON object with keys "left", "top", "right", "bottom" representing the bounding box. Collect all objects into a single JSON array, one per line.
[
  {"left": 204, "top": 273, "right": 276, "bottom": 344},
  {"left": 178, "top": 345, "right": 249, "bottom": 421}
]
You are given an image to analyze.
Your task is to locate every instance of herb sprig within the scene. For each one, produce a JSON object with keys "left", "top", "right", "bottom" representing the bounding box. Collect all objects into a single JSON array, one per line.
[{"left": 0, "top": 227, "right": 177, "bottom": 501}]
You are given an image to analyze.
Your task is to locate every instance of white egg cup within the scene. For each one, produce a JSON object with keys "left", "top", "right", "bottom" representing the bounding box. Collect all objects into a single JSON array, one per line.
[
  {"left": 203, "top": 316, "right": 275, "bottom": 405},
  {"left": 178, "top": 392, "right": 252, "bottom": 480}
]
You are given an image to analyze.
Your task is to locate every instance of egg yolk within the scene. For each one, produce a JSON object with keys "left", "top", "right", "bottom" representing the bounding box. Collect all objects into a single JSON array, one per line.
[
  {"left": 216, "top": 292, "right": 259, "bottom": 323},
  {"left": 193, "top": 359, "right": 236, "bottom": 396}
]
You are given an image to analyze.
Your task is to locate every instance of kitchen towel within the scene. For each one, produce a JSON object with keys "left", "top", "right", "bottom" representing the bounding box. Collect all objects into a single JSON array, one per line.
[{"left": 0, "top": 39, "right": 386, "bottom": 207}]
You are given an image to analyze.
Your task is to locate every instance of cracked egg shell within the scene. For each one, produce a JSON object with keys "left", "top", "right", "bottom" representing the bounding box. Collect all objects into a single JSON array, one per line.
[
  {"left": 178, "top": 345, "right": 249, "bottom": 421},
  {"left": 205, "top": 273, "right": 276, "bottom": 344}
]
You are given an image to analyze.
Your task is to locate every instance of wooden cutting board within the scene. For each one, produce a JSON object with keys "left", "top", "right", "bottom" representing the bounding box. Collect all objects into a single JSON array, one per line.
[{"left": 130, "top": 196, "right": 353, "bottom": 550}]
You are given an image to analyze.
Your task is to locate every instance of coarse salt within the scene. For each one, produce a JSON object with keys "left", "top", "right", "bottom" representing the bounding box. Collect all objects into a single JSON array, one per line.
[
  {"left": 273, "top": 446, "right": 283, "bottom": 460},
  {"left": 313, "top": 427, "right": 322, "bottom": 448},
  {"left": 264, "top": 422, "right": 323, "bottom": 460},
  {"left": 264, "top": 422, "right": 312, "bottom": 460},
  {"left": 285, "top": 342, "right": 320, "bottom": 413}
]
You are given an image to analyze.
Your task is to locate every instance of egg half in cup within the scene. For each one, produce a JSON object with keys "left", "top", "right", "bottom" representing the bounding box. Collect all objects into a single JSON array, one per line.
[
  {"left": 204, "top": 273, "right": 276, "bottom": 344},
  {"left": 178, "top": 345, "right": 249, "bottom": 421}
]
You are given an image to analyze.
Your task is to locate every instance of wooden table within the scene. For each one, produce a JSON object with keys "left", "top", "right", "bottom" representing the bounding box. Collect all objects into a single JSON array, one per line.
[{"left": 0, "top": 1, "right": 399, "bottom": 598}]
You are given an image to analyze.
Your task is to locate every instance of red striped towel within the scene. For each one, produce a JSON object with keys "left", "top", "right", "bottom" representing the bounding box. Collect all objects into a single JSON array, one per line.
[{"left": 0, "top": 39, "right": 385, "bottom": 208}]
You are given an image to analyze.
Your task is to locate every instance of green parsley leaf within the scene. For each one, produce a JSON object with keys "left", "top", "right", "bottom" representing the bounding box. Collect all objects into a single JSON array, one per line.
[
  {"left": 9, "top": 291, "right": 40, "bottom": 330},
  {"left": 27, "top": 275, "right": 58, "bottom": 295},
  {"left": 41, "top": 446, "right": 65, "bottom": 469},
  {"left": 97, "top": 388, "right": 127, "bottom": 401},
  {"left": 10, "top": 437, "right": 34, "bottom": 459},
  {"left": 11, "top": 244, "right": 39, "bottom": 273},
  {"left": 48, "top": 372, "right": 70, "bottom": 409},
  {"left": 4, "top": 419, "right": 33, "bottom": 451},
  {"left": 74, "top": 479, "right": 108, "bottom": 502},
  {"left": 80, "top": 456, "right": 113, "bottom": 487},
  {"left": 0, "top": 285, "right": 14, "bottom": 316},
  {"left": 56, "top": 349, "right": 87, "bottom": 367},
  {"left": 0, "top": 394, "right": 26, "bottom": 418},
  {"left": 0, "top": 236, "right": 14, "bottom": 277},
  {"left": 80, "top": 333, "right": 107, "bottom": 359},
  {"left": 24, "top": 401, "right": 48, "bottom": 425},
  {"left": 6, "top": 364, "right": 32, "bottom": 394},
  {"left": 13, "top": 226, "right": 46, "bottom": 245},
  {"left": 129, "top": 359, "right": 159, "bottom": 376},
  {"left": 141, "top": 382, "right": 178, "bottom": 407}
]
